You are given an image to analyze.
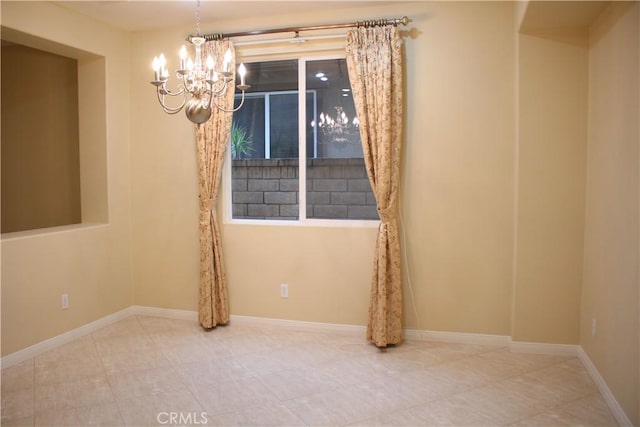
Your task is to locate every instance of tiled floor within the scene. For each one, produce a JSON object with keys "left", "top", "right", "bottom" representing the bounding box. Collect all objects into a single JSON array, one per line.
[{"left": 1, "top": 315, "right": 618, "bottom": 426}]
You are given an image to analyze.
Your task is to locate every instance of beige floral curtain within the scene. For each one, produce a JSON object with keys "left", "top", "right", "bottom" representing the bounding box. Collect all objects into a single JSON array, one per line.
[
  {"left": 346, "top": 26, "right": 403, "bottom": 347},
  {"left": 196, "top": 40, "right": 235, "bottom": 329}
]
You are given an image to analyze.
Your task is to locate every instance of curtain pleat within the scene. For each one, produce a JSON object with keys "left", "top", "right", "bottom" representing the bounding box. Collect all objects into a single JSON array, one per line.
[
  {"left": 346, "top": 26, "right": 404, "bottom": 347},
  {"left": 196, "top": 40, "right": 235, "bottom": 329}
]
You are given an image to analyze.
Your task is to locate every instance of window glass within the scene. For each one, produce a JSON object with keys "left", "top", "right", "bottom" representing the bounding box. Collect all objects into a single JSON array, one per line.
[
  {"left": 231, "top": 58, "right": 378, "bottom": 222},
  {"left": 269, "top": 93, "right": 298, "bottom": 159},
  {"left": 305, "top": 58, "right": 377, "bottom": 220},
  {"left": 232, "top": 96, "right": 265, "bottom": 159},
  {"left": 306, "top": 59, "right": 362, "bottom": 158},
  {"left": 231, "top": 60, "right": 299, "bottom": 220}
]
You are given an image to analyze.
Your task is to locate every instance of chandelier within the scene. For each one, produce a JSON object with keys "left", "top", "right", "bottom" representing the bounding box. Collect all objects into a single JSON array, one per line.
[
  {"left": 312, "top": 106, "right": 360, "bottom": 143},
  {"left": 150, "top": 1, "right": 249, "bottom": 124}
]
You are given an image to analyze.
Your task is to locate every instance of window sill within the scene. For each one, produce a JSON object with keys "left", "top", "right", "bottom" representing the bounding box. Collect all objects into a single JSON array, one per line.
[
  {"left": 224, "top": 218, "right": 380, "bottom": 228},
  {"left": 1, "top": 222, "right": 109, "bottom": 241}
]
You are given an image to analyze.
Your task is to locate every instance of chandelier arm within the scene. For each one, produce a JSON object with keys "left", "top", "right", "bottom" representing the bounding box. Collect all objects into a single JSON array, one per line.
[
  {"left": 208, "top": 78, "right": 230, "bottom": 97},
  {"left": 159, "top": 84, "right": 187, "bottom": 98},
  {"left": 180, "top": 74, "right": 193, "bottom": 93},
  {"left": 162, "top": 106, "right": 186, "bottom": 115},
  {"left": 204, "top": 88, "right": 215, "bottom": 112},
  {"left": 210, "top": 91, "right": 247, "bottom": 113},
  {"left": 157, "top": 89, "right": 187, "bottom": 114}
]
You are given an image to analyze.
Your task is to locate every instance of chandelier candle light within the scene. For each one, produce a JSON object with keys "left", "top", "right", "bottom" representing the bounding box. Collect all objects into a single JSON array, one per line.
[
  {"left": 150, "top": 0, "right": 249, "bottom": 124},
  {"left": 150, "top": 36, "right": 249, "bottom": 124},
  {"left": 312, "top": 106, "right": 360, "bottom": 143}
]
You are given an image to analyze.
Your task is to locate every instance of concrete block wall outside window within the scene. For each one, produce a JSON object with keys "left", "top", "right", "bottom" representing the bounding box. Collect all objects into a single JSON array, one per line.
[{"left": 232, "top": 158, "right": 378, "bottom": 220}]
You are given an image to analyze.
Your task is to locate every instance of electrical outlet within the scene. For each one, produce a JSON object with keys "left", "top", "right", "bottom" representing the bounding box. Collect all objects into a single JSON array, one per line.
[
  {"left": 592, "top": 318, "right": 596, "bottom": 336},
  {"left": 61, "top": 293, "right": 69, "bottom": 310},
  {"left": 280, "top": 283, "right": 288, "bottom": 298}
]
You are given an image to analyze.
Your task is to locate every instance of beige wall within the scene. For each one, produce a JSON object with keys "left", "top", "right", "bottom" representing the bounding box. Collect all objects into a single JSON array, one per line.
[
  {"left": 0, "top": 1, "right": 637, "bottom": 421},
  {"left": 401, "top": 1, "right": 516, "bottom": 334},
  {"left": 1, "top": 44, "right": 81, "bottom": 233},
  {"left": 129, "top": 22, "right": 200, "bottom": 311},
  {"left": 0, "top": 2, "right": 132, "bottom": 355},
  {"left": 129, "top": 1, "right": 516, "bottom": 334},
  {"left": 581, "top": 3, "right": 639, "bottom": 424},
  {"left": 2, "top": 0, "right": 637, "bottom": 421},
  {"left": 513, "top": 34, "right": 588, "bottom": 344}
]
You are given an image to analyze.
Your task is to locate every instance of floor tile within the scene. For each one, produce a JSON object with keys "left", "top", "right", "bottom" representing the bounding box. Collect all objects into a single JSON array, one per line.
[
  {"left": 1, "top": 386, "right": 34, "bottom": 423},
  {"left": 35, "top": 355, "right": 105, "bottom": 385},
  {"left": 34, "top": 402, "right": 123, "bottom": 427},
  {"left": 425, "top": 383, "right": 545, "bottom": 425},
  {"left": 256, "top": 368, "right": 336, "bottom": 401},
  {"left": 35, "top": 336, "right": 99, "bottom": 367},
  {"left": 176, "top": 356, "right": 256, "bottom": 390},
  {"left": 116, "top": 390, "right": 204, "bottom": 427},
  {"left": 1, "top": 316, "right": 618, "bottom": 427},
  {"left": 91, "top": 317, "right": 146, "bottom": 340},
  {"left": 206, "top": 402, "right": 306, "bottom": 426},
  {"left": 107, "top": 366, "right": 188, "bottom": 402},
  {"left": 316, "top": 356, "right": 392, "bottom": 387},
  {"left": 1, "top": 415, "right": 34, "bottom": 427},
  {"left": 285, "top": 385, "right": 379, "bottom": 426},
  {"left": 93, "top": 333, "right": 159, "bottom": 357},
  {"left": 345, "top": 379, "right": 418, "bottom": 414},
  {"left": 99, "top": 347, "right": 172, "bottom": 375},
  {"left": 510, "top": 393, "right": 618, "bottom": 426},
  {"left": 35, "top": 376, "right": 114, "bottom": 413},
  {"left": 348, "top": 410, "right": 427, "bottom": 427},
  {"left": 1, "top": 359, "right": 34, "bottom": 393},
  {"left": 404, "top": 397, "right": 498, "bottom": 426},
  {"left": 190, "top": 376, "right": 278, "bottom": 417}
]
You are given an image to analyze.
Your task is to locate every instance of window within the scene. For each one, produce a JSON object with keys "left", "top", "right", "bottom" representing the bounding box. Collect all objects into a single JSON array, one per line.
[{"left": 230, "top": 57, "right": 378, "bottom": 223}]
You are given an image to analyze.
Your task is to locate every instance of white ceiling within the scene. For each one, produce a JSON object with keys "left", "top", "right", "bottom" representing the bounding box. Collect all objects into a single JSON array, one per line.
[
  {"left": 52, "top": 1, "right": 395, "bottom": 33},
  {"left": 520, "top": 0, "right": 609, "bottom": 32}
]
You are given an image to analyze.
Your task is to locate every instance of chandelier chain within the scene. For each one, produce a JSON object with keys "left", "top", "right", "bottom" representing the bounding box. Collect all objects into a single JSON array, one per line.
[{"left": 195, "top": 0, "right": 201, "bottom": 36}]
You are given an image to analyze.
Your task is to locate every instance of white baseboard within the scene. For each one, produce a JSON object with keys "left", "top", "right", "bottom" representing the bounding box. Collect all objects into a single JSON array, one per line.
[
  {"left": 127, "top": 308, "right": 366, "bottom": 337},
  {"left": 510, "top": 341, "right": 579, "bottom": 357},
  {"left": 128, "top": 308, "right": 365, "bottom": 336},
  {"left": 230, "top": 314, "right": 366, "bottom": 336},
  {"left": 0, "top": 306, "right": 135, "bottom": 370},
  {"left": 405, "top": 328, "right": 511, "bottom": 346},
  {"left": 230, "top": 317, "right": 512, "bottom": 347},
  {"left": 130, "top": 305, "right": 198, "bottom": 321},
  {"left": 577, "top": 347, "right": 633, "bottom": 427}
]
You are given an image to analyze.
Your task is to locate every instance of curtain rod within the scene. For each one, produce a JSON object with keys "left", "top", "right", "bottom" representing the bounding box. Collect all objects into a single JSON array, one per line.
[{"left": 189, "top": 16, "right": 410, "bottom": 42}]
